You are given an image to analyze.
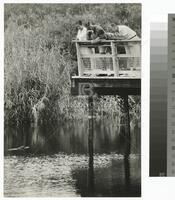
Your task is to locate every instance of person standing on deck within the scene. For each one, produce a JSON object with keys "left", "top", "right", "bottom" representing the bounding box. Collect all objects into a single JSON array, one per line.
[
  {"left": 76, "top": 20, "right": 93, "bottom": 56},
  {"left": 76, "top": 20, "right": 88, "bottom": 41}
]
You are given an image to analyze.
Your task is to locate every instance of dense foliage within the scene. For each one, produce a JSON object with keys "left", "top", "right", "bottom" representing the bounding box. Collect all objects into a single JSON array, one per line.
[{"left": 4, "top": 4, "right": 141, "bottom": 126}]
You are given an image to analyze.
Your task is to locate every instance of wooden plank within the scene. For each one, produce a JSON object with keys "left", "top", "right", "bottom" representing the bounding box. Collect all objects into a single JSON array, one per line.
[
  {"left": 84, "top": 69, "right": 114, "bottom": 76},
  {"left": 83, "top": 69, "right": 140, "bottom": 76},
  {"left": 71, "top": 75, "right": 141, "bottom": 80},
  {"left": 77, "top": 43, "right": 140, "bottom": 48},
  {"left": 80, "top": 54, "right": 140, "bottom": 58},
  {"left": 72, "top": 39, "right": 141, "bottom": 43},
  {"left": 117, "top": 54, "right": 140, "bottom": 58},
  {"left": 80, "top": 54, "right": 113, "bottom": 58},
  {"left": 84, "top": 69, "right": 114, "bottom": 73}
]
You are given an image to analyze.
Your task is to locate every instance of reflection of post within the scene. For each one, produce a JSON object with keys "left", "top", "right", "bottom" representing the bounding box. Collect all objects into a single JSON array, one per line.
[
  {"left": 124, "top": 152, "right": 131, "bottom": 190},
  {"left": 88, "top": 96, "right": 95, "bottom": 196},
  {"left": 123, "top": 95, "right": 131, "bottom": 189}
]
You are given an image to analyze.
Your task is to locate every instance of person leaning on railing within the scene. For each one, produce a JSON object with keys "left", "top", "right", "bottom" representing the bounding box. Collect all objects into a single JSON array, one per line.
[
  {"left": 105, "top": 24, "right": 140, "bottom": 57},
  {"left": 85, "top": 22, "right": 106, "bottom": 40},
  {"left": 105, "top": 23, "right": 140, "bottom": 40},
  {"left": 85, "top": 22, "right": 107, "bottom": 53}
]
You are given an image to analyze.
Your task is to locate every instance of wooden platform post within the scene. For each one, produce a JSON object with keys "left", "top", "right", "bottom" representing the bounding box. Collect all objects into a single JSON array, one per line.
[
  {"left": 123, "top": 95, "right": 131, "bottom": 156},
  {"left": 76, "top": 42, "right": 83, "bottom": 76},
  {"left": 111, "top": 42, "right": 119, "bottom": 77},
  {"left": 87, "top": 96, "right": 94, "bottom": 196},
  {"left": 122, "top": 95, "right": 131, "bottom": 189},
  {"left": 90, "top": 48, "right": 96, "bottom": 75}
]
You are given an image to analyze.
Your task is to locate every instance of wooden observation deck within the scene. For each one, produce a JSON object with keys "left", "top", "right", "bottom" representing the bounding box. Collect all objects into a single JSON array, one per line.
[
  {"left": 71, "top": 39, "right": 141, "bottom": 96},
  {"left": 70, "top": 39, "right": 141, "bottom": 162}
]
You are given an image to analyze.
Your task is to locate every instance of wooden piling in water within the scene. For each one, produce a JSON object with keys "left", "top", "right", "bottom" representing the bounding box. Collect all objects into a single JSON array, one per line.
[
  {"left": 122, "top": 95, "right": 131, "bottom": 188},
  {"left": 88, "top": 96, "right": 94, "bottom": 196},
  {"left": 88, "top": 96, "right": 94, "bottom": 158},
  {"left": 123, "top": 95, "right": 131, "bottom": 157}
]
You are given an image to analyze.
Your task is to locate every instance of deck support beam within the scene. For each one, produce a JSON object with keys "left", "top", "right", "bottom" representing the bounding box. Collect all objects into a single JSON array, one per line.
[{"left": 71, "top": 77, "right": 141, "bottom": 96}]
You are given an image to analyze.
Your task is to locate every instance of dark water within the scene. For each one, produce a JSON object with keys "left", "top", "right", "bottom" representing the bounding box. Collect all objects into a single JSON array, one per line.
[{"left": 4, "top": 119, "right": 141, "bottom": 197}]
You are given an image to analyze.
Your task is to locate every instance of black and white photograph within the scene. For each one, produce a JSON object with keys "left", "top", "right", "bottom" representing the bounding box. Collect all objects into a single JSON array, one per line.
[{"left": 4, "top": 3, "right": 141, "bottom": 197}]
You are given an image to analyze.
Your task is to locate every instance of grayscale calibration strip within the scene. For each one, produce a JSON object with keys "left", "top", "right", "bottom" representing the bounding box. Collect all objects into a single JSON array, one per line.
[
  {"left": 150, "top": 22, "right": 167, "bottom": 176},
  {"left": 167, "top": 14, "right": 175, "bottom": 176}
]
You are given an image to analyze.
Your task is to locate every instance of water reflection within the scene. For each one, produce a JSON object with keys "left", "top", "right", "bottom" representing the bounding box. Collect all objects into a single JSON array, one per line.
[
  {"left": 5, "top": 119, "right": 140, "bottom": 155},
  {"left": 72, "top": 155, "right": 140, "bottom": 197},
  {"left": 4, "top": 118, "right": 141, "bottom": 197}
]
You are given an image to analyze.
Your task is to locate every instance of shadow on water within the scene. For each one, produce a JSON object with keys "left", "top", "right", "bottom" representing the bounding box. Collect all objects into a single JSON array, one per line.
[{"left": 4, "top": 118, "right": 141, "bottom": 197}]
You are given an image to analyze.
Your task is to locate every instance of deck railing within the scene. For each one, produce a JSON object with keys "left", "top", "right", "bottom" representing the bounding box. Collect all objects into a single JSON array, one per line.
[{"left": 73, "top": 39, "right": 141, "bottom": 78}]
